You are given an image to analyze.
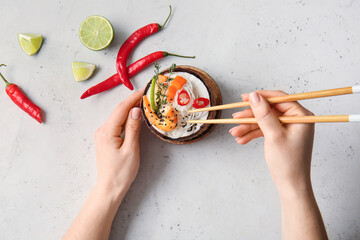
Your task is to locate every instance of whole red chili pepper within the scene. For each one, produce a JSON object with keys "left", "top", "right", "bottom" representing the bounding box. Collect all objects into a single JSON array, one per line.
[
  {"left": 81, "top": 51, "right": 194, "bottom": 99},
  {"left": 0, "top": 64, "right": 42, "bottom": 123},
  {"left": 116, "top": 5, "right": 172, "bottom": 90}
]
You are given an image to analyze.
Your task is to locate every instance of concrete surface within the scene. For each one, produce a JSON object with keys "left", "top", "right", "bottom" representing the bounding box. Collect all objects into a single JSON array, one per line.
[{"left": 0, "top": 0, "right": 359, "bottom": 239}]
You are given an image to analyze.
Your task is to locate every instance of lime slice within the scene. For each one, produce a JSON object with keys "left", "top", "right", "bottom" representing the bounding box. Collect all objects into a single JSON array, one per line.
[
  {"left": 79, "top": 15, "right": 114, "bottom": 51},
  {"left": 17, "top": 33, "right": 43, "bottom": 56},
  {"left": 72, "top": 62, "right": 96, "bottom": 82}
]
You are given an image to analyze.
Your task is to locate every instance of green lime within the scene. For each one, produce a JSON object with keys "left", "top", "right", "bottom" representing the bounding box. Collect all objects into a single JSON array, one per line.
[
  {"left": 17, "top": 33, "right": 43, "bottom": 56},
  {"left": 79, "top": 15, "right": 114, "bottom": 51},
  {"left": 72, "top": 62, "right": 96, "bottom": 82}
]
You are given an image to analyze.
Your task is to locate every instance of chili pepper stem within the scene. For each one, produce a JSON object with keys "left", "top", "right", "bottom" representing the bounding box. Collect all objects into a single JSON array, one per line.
[
  {"left": 159, "top": 5, "right": 172, "bottom": 30},
  {"left": 165, "top": 52, "right": 196, "bottom": 59},
  {"left": 0, "top": 64, "right": 11, "bottom": 87}
]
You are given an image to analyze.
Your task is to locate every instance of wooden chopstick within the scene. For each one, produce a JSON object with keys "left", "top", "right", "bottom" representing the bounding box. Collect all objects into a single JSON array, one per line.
[
  {"left": 189, "top": 86, "right": 360, "bottom": 113},
  {"left": 188, "top": 115, "right": 360, "bottom": 124}
]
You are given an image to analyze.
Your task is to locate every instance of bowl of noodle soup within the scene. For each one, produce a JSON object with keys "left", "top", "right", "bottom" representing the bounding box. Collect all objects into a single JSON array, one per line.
[{"left": 141, "top": 65, "right": 222, "bottom": 144}]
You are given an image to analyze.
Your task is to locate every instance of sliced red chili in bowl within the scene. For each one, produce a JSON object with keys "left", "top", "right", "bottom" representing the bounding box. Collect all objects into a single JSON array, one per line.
[
  {"left": 177, "top": 90, "right": 190, "bottom": 106},
  {"left": 193, "top": 97, "right": 210, "bottom": 109}
]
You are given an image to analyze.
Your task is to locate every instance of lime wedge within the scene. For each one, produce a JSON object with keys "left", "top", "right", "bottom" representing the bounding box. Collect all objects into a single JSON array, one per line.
[
  {"left": 17, "top": 33, "right": 43, "bottom": 56},
  {"left": 79, "top": 15, "right": 114, "bottom": 51},
  {"left": 72, "top": 62, "right": 96, "bottom": 82}
]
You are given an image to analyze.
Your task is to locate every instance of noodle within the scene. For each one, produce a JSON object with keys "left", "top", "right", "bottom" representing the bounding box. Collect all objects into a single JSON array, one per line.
[
  {"left": 146, "top": 71, "right": 210, "bottom": 139},
  {"left": 167, "top": 80, "right": 208, "bottom": 138}
]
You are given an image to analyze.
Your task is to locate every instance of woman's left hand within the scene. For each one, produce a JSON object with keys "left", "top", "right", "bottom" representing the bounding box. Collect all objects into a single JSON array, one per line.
[{"left": 95, "top": 88, "right": 144, "bottom": 195}]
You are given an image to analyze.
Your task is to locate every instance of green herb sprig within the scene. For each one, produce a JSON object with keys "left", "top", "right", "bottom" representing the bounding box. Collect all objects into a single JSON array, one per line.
[
  {"left": 151, "top": 63, "right": 177, "bottom": 117},
  {"left": 154, "top": 62, "right": 161, "bottom": 79}
]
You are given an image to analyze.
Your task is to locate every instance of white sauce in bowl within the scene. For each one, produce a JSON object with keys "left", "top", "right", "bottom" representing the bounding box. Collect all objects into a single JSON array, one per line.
[{"left": 145, "top": 72, "right": 210, "bottom": 139}]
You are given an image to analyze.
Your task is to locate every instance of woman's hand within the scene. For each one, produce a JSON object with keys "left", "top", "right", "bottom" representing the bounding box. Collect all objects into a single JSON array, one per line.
[
  {"left": 230, "top": 91, "right": 328, "bottom": 239},
  {"left": 63, "top": 89, "right": 144, "bottom": 240},
  {"left": 95, "top": 88, "right": 144, "bottom": 195},
  {"left": 229, "top": 90, "right": 314, "bottom": 190}
]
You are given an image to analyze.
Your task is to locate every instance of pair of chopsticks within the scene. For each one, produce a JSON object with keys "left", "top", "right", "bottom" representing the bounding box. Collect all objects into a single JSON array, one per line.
[{"left": 188, "top": 86, "right": 360, "bottom": 124}]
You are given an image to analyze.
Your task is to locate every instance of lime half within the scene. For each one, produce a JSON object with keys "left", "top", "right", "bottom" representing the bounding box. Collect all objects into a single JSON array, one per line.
[
  {"left": 79, "top": 15, "right": 114, "bottom": 51},
  {"left": 17, "top": 33, "right": 43, "bottom": 56},
  {"left": 72, "top": 62, "right": 96, "bottom": 82}
]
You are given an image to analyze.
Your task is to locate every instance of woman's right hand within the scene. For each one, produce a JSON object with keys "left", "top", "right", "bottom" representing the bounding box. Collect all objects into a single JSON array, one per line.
[
  {"left": 230, "top": 91, "right": 328, "bottom": 239},
  {"left": 229, "top": 91, "right": 315, "bottom": 191}
]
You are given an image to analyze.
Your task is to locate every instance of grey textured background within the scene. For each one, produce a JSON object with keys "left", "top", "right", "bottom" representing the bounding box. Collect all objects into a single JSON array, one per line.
[{"left": 0, "top": 0, "right": 359, "bottom": 239}]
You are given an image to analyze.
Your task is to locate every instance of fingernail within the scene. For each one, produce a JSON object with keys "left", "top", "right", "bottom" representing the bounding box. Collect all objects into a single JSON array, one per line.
[
  {"left": 235, "top": 137, "right": 240, "bottom": 141},
  {"left": 232, "top": 113, "right": 240, "bottom": 118},
  {"left": 249, "top": 92, "right": 260, "bottom": 105},
  {"left": 229, "top": 127, "right": 236, "bottom": 133},
  {"left": 137, "top": 87, "right": 146, "bottom": 93},
  {"left": 241, "top": 93, "right": 249, "bottom": 101},
  {"left": 131, "top": 107, "right": 141, "bottom": 120}
]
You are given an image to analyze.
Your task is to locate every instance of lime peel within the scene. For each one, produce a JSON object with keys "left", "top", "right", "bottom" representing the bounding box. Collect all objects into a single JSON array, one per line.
[
  {"left": 79, "top": 15, "right": 114, "bottom": 51},
  {"left": 17, "top": 33, "right": 43, "bottom": 56},
  {"left": 72, "top": 62, "right": 96, "bottom": 82}
]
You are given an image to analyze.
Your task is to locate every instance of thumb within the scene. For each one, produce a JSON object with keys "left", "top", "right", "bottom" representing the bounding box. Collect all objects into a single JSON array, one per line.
[
  {"left": 123, "top": 107, "right": 142, "bottom": 149},
  {"left": 249, "top": 92, "right": 284, "bottom": 137}
]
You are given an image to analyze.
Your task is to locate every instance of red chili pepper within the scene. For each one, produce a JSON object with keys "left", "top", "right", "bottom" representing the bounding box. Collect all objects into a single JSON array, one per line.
[
  {"left": 116, "top": 6, "right": 172, "bottom": 90},
  {"left": 0, "top": 64, "right": 42, "bottom": 123},
  {"left": 80, "top": 51, "right": 195, "bottom": 99},
  {"left": 177, "top": 90, "right": 190, "bottom": 106},
  {"left": 193, "top": 97, "right": 210, "bottom": 109}
]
